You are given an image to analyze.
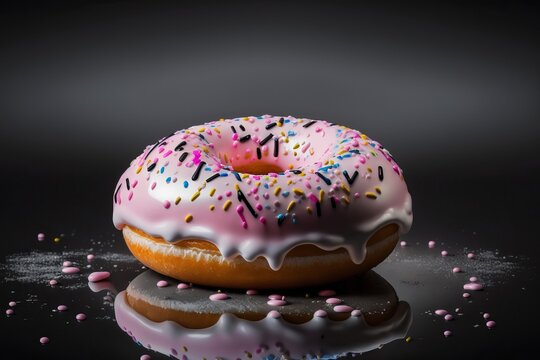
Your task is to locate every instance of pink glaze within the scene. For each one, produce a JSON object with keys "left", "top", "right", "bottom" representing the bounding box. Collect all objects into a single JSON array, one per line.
[
  {"left": 267, "top": 299, "right": 287, "bottom": 306},
  {"left": 314, "top": 310, "right": 328, "bottom": 317},
  {"left": 156, "top": 280, "right": 169, "bottom": 288},
  {"left": 112, "top": 115, "right": 413, "bottom": 270},
  {"left": 435, "top": 309, "right": 448, "bottom": 316},
  {"left": 57, "top": 305, "right": 68, "bottom": 311},
  {"left": 76, "top": 313, "right": 87, "bottom": 321},
  {"left": 463, "top": 283, "right": 484, "bottom": 291},
  {"left": 62, "top": 267, "right": 80, "bottom": 274},
  {"left": 177, "top": 283, "right": 190, "bottom": 289},
  {"left": 209, "top": 293, "right": 229, "bottom": 301},
  {"left": 325, "top": 298, "right": 343, "bottom": 305},
  {"left": 88, "top": 271, "right": 111, "bottom": 283},
  {"left": 333, "top": 305, "right": 354, "bottom": 313},
  {"left": 318, "top": 289, "right": 336, "bottom": 297}
]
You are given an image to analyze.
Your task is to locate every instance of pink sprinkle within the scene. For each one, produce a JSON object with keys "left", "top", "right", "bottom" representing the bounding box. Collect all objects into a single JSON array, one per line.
[
  {"left": 157, "top": 280, "right": 169, "bottom": 288},
  {"left": 469, "top": 276, "right": 478, "bottom": 282},
  {"left": 268, "top": 294, "right": 283, "bottom": 300},
  {"left": 486, "top": 320, "right": 496, "bottom": 328},
  {"left": 463, "top": 283, "right": 484, "bottom": 291},
  {"left": 435, "top": 309, "right": 448, "bottom": 316},
  {"left": 400, "top": 241, "right": 407, "bottom": 247},
  {"left": 209, "top": 293, "right": 229, "bottom": 301},
  {"left": 49, "top": 279, "right": 58, "bottom": 286},
  {"left": 267, "top": 310, "right": 281, "bottom": 318},
  {"left": 318, "top": 289, "right": 336, "bottom": 297},
  {"left": 452, "top": 267, "right": 462, "bottom": 273},
  {"left": 443, "top": 330, "right": 452, "bottom": 337},
  {"left": 163, "top": 200, "right": 171, "bottom": 209},
  {"left": 483, "top": 313, "right": 490, "bottom": 319},
  {"left": 325, "top": 298, "right": 342, "bottom": 305},
  {"left": 333, "top": 305, "right": 354, "bottom": 313},
  {"left": 6, "top": 309, "right": 14, "bottom": 315},
  {"left": 267, "top": 299, "right": 287, "bottom": 306},
  {"left": 444, "top": 314, "right": 454, "bottom": 321},
  {"left": 40, "top": 337, "right": 49, "bottom": 345},
  {"left": 86, "top": 254, "right": 95, "bottom": 261},
  {"left": 37, "top": 233, "right": 45, "bottom": 241},
  {"left": 62, "top": 261, "right": 72, "bottom": 267},
  {"left": 428, "top": 241, "right": 436, "bottom": 248},
  {"left": 57, "top": 305, "right": 68, "bottom": 311},
  {"left": 463, "top": 292, "right": 471, "bottom": 298},
  {"left": 441, "top": 250, "right": 449, "bottom": 256},
  {"left": 8, "top": 301, "right": 16, "bottom": 307},
  {"left": 140, "top": 355, "right": 151, "bottom": 360},
  {"left": 246, "top": 290, "right": 258, "bottom": 295},
  {"left": 258, "top": 216, "right": 266, "bottom": 224},
  {"left": 88, "top": 271, "right": 111, "bottom": 283},
  {"left": 232, "top": 133, "right": 239, "bottom": 141},
  {"left": 163, "top": 150, "right": 172, "bottom": 158},
  {"left": 351, "top": 309, "right": 362, "bottom": 317},
  {"left": 62, "top": 267, "right": 80, "bottom": 274},
  {"left": 314, "top": 310, "right": 328, "bottom": 318},
  {"left": 76, "top": 313, "right": 87, "bottom": 321},
  {"left": 177, "top": 283, "right": 190, "bottom": 289},
  {"left": 467, "top": 252, "right": 475, "bottom": 259}
]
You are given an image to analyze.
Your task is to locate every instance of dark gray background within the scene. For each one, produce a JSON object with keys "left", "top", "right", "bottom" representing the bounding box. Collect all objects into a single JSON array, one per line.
[{"left": 0, "top": 1, "right": 539, "bottom": 358}]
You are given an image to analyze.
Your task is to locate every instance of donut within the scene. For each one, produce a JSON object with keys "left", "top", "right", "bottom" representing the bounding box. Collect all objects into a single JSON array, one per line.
[
  {"left": 113, "top": 115, "right": 413, "bottom": 288},
  {"left": 114, "top": 269, "right": 412, "bottom": 359}
]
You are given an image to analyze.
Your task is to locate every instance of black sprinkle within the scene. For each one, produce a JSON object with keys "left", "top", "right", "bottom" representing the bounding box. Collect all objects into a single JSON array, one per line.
[
  {"left": 290, "top": 170, "right": 302, "bottom": 174},
  {"left": 231, "top": 126, "right": 237, "bottom": 133},
  {"left": 174, "top": 141, "right": 187, "bottom": 152},
  {"left": 178, "top": 152, "right": 188, "bottom": 162},
  {"left": 239, "top": 124, "right": 246, "bottom": 131},
  {"left": 302, "top": 120, "right": 317, "bottom": 128},
  {"left": 125, "top": 178, "right": 130, "bottom": 190},
  {"left": 315, "top": 172, "right": 332, "bottom": 185},
  {"left": 259, "top": 134, "right": 273, "bottom": 146},
  {"left": 273, "top": 138, "right": 279, "bottom": 157},
  {"left": 144, "top": 132, "right": 175, "bottom": 160},
  {"left": 265, "top": 123, "right": 277, "bottom": 130},
  {"left": 147, "top": 163, "right": 157, "bottom": 172},
  {"left": 378, "top": 166, "right": 384, "bottom": 181},
  {"left": 343, "top": 170, "right": 359, "bottom": 185},
  {"left": 256, "top": 147, "right": 262, "bottom": 160},
  {"left": 330, "top": 196, "right": 337, "bottom": 209},
  {"left": 239, "top": 134, "right": 251, "bottom": 143},
  {"left": 277, "top": 215, "right": 286, "bottom": 226},
  {"left": 114, "top": 184, "right": 122, "bottom": 204},
  {"left": 233, "top": 172, "right": 242, "bottom": 182},
  {"left": 191, "top": 161, "right": 206, "bottom": 181},
  {"left": 205, "top": 173, "right": 220, "bottom": 183},
  {"left": 278, "top": 117, "right": 284, "bottom": 125},
  {"left": 199, "top": 134, "right": 207, "bottom": 142},
  {"left": 237, "top": 189, "right": 258, "bottom": 218},
  {"left": 330, "top": 123, "right": 338, "bottom": 126},
  {"left": 316, "top": 201, "right": 321, "bottom": 217}
]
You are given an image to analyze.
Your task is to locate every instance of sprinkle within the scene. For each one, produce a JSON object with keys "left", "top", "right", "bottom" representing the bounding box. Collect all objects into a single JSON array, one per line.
[
  {"left": 76, "top": 313, "right": 87, "bottom": 321},
  {"left": 351, "top": 309, "right": 362, "bottom": 317},
  {"left": 265, "top": 122, "right": 277, "bottom": 130},
  {"left": 452, "top": 267, "right": 461, "bottom": 273},
  {"left": 239, "top": 124, "right": 246, "bottom": 131},
  {"left": 441, "top": 250, "right": 449, "bottom": 256},
  {"left": 190, "top": 191, "right": 201, "bottom": 202},
  {"left": 209, "top": 293, "right": 229, "bottom": 301},
  {"left": 469, "top": 276, "right": 478, "bottom": 282},
  {"left": 268, "top": 294, "right": 283, "bottom": 300},
  {"left": 318, "top": 289, "right": 336, "bottom": 297},
  {"left": 205, "top": 173, "right": 220, "bottom": 183},
  {"left": 428, "top": 240, "right": 436, "bottom": 248},
  {"left": 340, "top": 183, "right": 350, "bottom": 194},
  {"left": 286, "top": 201, "right": 296, "bottom": 212},
  {"left": 315, "top": 172, "right": 332, "bottom": 185},
  {"left": 486, "top": 320, "right": 496, "bottom": 328},
  {"left": 278, "top": 117, "right": 284, "bottom": 126},
  {"left": 375, "top": 186, "right": 382, "bottom": 194},
  {"left": 333, "top": 305, "right": 354, "bottom": 313},
  {"left": 57, "top": 305, "right": 68, "bottom": 311},
  {"left": 259, "top": 134, "right": 273, "bottom": 146},
  {"left": 274, "top": 187, "right": 282, "bottom": 196},
  {"left": 5, "top": 309, "right": 14, "bottom": 315},
  {"left": 88, "top": 271, "right": 110, "bottom": 283},
  {"left": 277, "top": 213, "right": 286, "bottom": 226},
  {"left": 8, "top": 301, "right": 16, "bottom": 307},
  {"left": 163, "top": 200, "right": 171, "bottom": 208},
  {"left": 157, "top": 280, "right": 169, "bottom": 288},
  {"left": 236, "top": 205, "right": 248, "bottom": 229},
  {"left": 443, "top": 330, "right": 452, "bottom": 337},
  {"left": 400, "top": 241, "right": 407, "bottom": 247},
  {"left": 147, "top": 162, "right": 157, "bottom": 172},
  {"left": 233, "top": 172, "right": 242, "bottom": 182},
  {"left": 114, "top": 184, "right": 122, "bottom": 204},
  {"left": 177, "top": 283, "right": 190, "bottom": 289},
  {"left": 223, "top": 200, "right": 232, "bottom": 211},
  {"left": 62, "top": 267, "right": 80, "bottom": 274},
  {"left": 267, "top": 299, "right": 287, "bottom": 306},
  {"left": 63, "top": 261, "right": 72, "bottom": 267},
  {"left": 268, "top": 310, "right": 281, "bottom": 318},
  {"left": 378, "top": 166, "right": 384, "bottom": 181},
  {"left": 292, "top": 188, "right": 304, "bottom": 196},
  {"left": 343, "top": 170, "right": 359, "bottom": 185},
  {"left": 126, "top": 177, "right": 131, "bottom": 190},
  {"left": 209, "top": 188, "right": 216, "bottom": 197},
  {"left": 365, "top": 192, "right": 377, "bottom": 199},
  {"left": 40, "top": 337, "right": 50, "bottom": 345},
  {"left": 231, "top": 125, "right": 237, "bottom": 133},
  {"left": 463, "top": 292, "right": 471, "bottom": 298},
  {"left": 239, "top": 134, "right": 251, "bottom": 143},
  {"left": 246, "top": 290, "right": 258, "bottom": 295},
  {"left": 177, "top": 152, "right": 189, "bottom": 163},
  {"left": 445, "top": 314, "right": 454, "bottom": 321},
  {"left": 174, "top": 141, "right": 187, "bottom": 151},
  {"left": 302, "top": 120, "right": 317, "bottom": 128},
  {"left": 49, "top": 279, "right": 58, "bottom": 286},
  {"left": 483, "top": 313, "right": 491, "bottom": 319},
  {"left": 237, "top": 189, "right": 258, "bottom": 218},
  {"left": 37, "top": 233, "right": 45, "bottom": 241},
  {"left": 256, "top": 147, "right": 262, "bottom": 159},
  {"left": 175, "top": 196, "right": 182, "bottom": 205},
  {"left": 326, "top": 298, "right": 342, "bottom": 305},
  {"left": 467, "top": 252, "right": 476, "bottom": 259},
  {"left": 463, "top": 283, "right": 484, "bottom": 291},
  {"left": 184, "top": 214, "right": 193, "bottom": 223},
  {"left": 314, "top": 310, "right": 328, "bottom": 317},
  {"left": 191, "top": 161, "right": 206, "bottom": 181},
  {"left": 273, "top": 137, "right": 279, "bottom": 157},
  {"left": 435, "top": 309, "right": 448, "bottom": 316}
]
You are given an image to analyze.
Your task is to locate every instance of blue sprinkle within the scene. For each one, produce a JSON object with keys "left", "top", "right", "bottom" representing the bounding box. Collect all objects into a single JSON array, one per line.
[
  {"left": 160, "top": 167, "right": 165, "bottom": 174},
  {"left": 183, "top": 181, "right": 189, "bottom": 188},
  {"left": 220, "top": 173, "right": 228, "bottom": 177},
  {"left": 264, "top": 183, "right": 269, "bottom": 189},
  {"left": 282, "top": 191, "right": 290, "bottom": 197},
  {"left": 287, "top": 130, "right": 296, "bottom": 136},
  {"left": 166, "top": 177, "right": 171, "bottom": 183}
]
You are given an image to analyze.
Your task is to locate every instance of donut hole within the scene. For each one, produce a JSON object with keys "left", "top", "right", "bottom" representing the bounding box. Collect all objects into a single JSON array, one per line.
[{"left": 230, "top": 161, "right": 286, "bottom": 175}]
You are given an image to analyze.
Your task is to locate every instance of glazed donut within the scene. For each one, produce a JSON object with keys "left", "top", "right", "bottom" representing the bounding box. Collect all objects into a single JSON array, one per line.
[
  {"left": 115, "top": 269, "right": 412, "bottom": 359},
  {"left": 113, "top": 115, "right": 412, "bottom": 288}
]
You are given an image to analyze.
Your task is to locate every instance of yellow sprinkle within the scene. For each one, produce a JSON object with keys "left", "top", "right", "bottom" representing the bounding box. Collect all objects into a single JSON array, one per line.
[
  {"left": 274, "top": 187, "right": 282, "bottom": 196},
  {"left": 223, "top": 200, "right": 232, "bottom": 211},
  {"left": 365, "top": 192, "right": 377, "bottom": 199},
  {"left": 405, "top": 336, "right": 412, "bottom": 343},
  {"left": 241, "top": 174, "right": 249, "bottom": 179},
  {"left": 255, "top": 182, "right": 261, "bottom": 187},
  {"left": 319, "top": 190, "right": 325, "bottom": 203},
  {"left": 329, "top": 159, "right": 335, "bottom": 165},
  {"left": 293, "top": 143, "right": 300, "bottom": 149},
  {"left": 202, "top": 146, "right": 209, "bottom": 153},
  {"left": 361, "top": 134, "right": 368, "bottom": 140},
  {"left": 209, "top": 205, "right": 215, "bottom": 211},
  {"left": 337, "top": 149, "right": 347, "bottom": 155},
  {"left": 214, "top": 128, "right": 221, "bottom": 134},
  {"left": 287, "top": 201, "right": 296, "bottom": 212},
  {"left": 277, "top": 121, "right": 283, "bottom": 127},
  {"left": 341, "top": 183, "right": 350, "bottom": 194},
  {"left": 184, "top": 214, "right": 193, "bottom": 223},
  {"left": 175, "top": 196, "right": 182, "bottom": 205},
  {"left": 293, "top": 188, "right": 305, "bottom": 196},
  {"left": 198, "top": 127, "right": 205, "bottom": 132},
  {"left": 309, "top": 148, "right": 314, "bottom": 155},
  {"left": 191, "top": 191, "right": 200, "bottom": 202},
  {"left": 53, "top": 237, "right": 60, "bottom": 243},
  {"left": 306, "top": 206, "right": 313, "bottom": 215},
  {"left": 287, "top": 180, "right": 293, "bottom": 185},
  {"left": 367, "top": 167, "right": 372, "bottom": 173},
  {"left": 136, "top": 166, "right": 142, "bottom": 174},
  {"left": 234, "top": 184, "right": 240, "bottom": 191},
  {"left": 341, "top": 196, "right": 350, "bottom": 205},
  {"left": 375, "top": 186, "right": 382, "bottom": 194},
  {"left": 209, "top": 187, "right": 216, "bottom": 197}
]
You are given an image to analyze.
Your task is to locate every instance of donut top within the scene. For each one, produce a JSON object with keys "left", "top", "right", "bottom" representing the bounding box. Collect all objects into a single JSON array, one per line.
[{"left": 112, "top": 115, "right": 413, "bottom": 270}]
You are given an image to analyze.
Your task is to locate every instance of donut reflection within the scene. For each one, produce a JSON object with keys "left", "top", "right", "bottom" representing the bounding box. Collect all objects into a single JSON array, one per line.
[{"left": 114, "top": 270, "right": 412, "bottom": 359}]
